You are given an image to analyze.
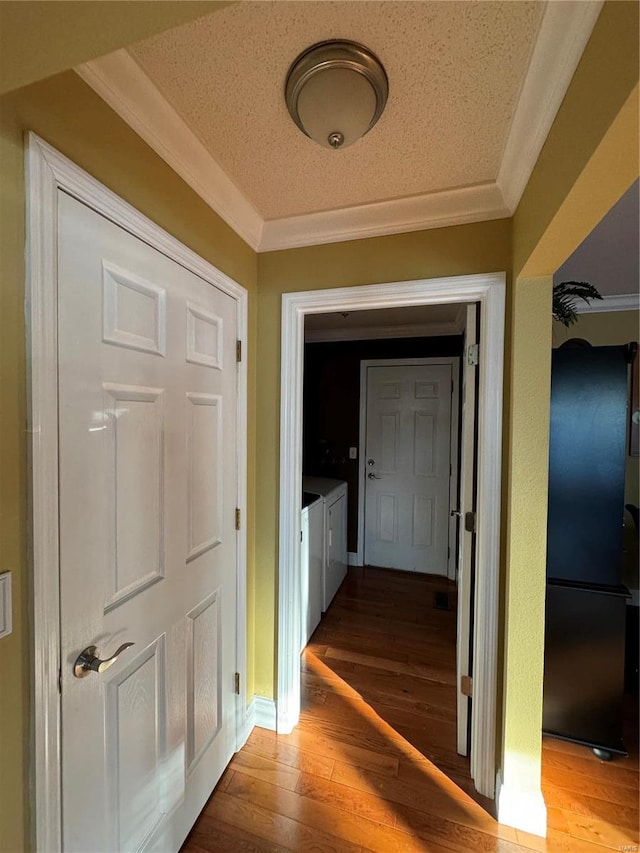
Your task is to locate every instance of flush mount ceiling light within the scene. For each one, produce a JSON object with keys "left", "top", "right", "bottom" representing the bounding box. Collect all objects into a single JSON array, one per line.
[{"left": 285, "top": 40, "right": 388, "bottom": 150}]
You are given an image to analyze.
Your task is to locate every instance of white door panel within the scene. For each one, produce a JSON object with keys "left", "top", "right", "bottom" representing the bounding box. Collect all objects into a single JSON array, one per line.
[
  {"left": 364, "top": 364, "right": 452, "bottom": 573},
  {"left": 58, "top": 192, "right": 237, "bottom": 852}
]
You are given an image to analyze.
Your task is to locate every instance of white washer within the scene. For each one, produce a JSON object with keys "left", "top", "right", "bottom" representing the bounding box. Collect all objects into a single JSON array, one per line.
[
  {"left": 301, "top": 492, "right": 323, "bottom": 649},
  {"left": 303, "top": 477, "right": 348, "bottom": 611}
]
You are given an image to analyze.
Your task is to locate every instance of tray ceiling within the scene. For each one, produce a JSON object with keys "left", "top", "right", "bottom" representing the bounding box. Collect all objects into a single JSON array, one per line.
[{"left": 76, "top": 1, "right": 603, "bottom": 251}]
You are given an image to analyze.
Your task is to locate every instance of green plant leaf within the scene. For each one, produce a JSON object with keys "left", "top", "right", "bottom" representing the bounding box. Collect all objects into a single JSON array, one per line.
[{"left": 552, "top": 280, "right": 603, "bottom": 327}]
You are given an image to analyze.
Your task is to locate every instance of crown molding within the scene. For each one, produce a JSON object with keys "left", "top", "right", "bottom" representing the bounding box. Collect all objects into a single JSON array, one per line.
[
  {"left": 76, "top": 49, "right": 508, "bottom": 252},
  {"left": 497, "top": 0, "right": 603, "bottom": 211},
  {"left": 260, "top": 183, "right": 509, "bottom": 252},
  {"left": 76, "top": 2, "right": 601, "bottom": 252},
  {"left": 76, "top": 50, "right": 264, "bottom": 251},
  {"left": 574, "top": 293, "right": 640, "bottom": 314}
]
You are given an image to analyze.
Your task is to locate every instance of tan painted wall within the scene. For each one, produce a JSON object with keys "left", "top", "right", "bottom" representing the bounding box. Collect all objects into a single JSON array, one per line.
[
  {"left": 553, "top": 310, "right": 639, "bottom": 350},
  {"left": 501, "top": 276, "right": 552, "bottom": 798},
  {"left": 255, "top": 221, "right": 512, "bottom": 696},
  {"left": 0, "top": 71, "right": 257, "bottom": 853},
  {"left": 502, "top": 0, "right": 639, "bottom": 808},
  {"left": 0, "top": 1, "right": 233, "bottom": 94}
]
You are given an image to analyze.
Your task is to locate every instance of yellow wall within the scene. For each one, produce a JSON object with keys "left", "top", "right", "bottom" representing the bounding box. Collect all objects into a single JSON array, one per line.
[
  {"left": 0, "top": 71, "right": 257, "bottom": 853},
  {"left": 501, "top": 276, "right": 552, "bottom": 799},
  {"left": 256, "top": 221, "right": 512, "bottom": 695},
  {"left": 503, "top": 0, "right": 639, "bottom": 810},
  {"left": 553, "top": 309, "right": 640, "bottom": 350},
  {"left": 0, "top": 1, "right": 233, "bottom": 94}
]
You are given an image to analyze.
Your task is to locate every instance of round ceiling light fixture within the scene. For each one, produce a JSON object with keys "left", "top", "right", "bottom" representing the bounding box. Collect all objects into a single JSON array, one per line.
[{"left": 285, "top": 40, "right": 388, "bottom": 150}]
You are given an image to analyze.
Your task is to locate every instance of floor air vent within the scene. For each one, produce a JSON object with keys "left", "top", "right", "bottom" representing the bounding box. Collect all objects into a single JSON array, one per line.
[{"left": 434, "top": 591, "right": 451, "bottom": 611}]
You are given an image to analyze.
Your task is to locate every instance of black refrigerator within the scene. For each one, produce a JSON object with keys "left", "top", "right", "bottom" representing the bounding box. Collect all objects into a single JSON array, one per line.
[{"left": 543, "top": 343, "right": 632, "bottom": 757}]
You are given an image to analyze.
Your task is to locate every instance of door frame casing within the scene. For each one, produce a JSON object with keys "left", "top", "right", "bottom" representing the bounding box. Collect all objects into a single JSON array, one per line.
[
  {"left": 26, "top": 133, "right": 249, "bottom": 852},
  {"left": 278, "top": 273, "right": 505, "bottom": 799},
  {"left": 457, "top": 304, "right": 478, "bottom": 757},
  {"left": 357, "top": 357, "right": 460, "bottom": 578}
]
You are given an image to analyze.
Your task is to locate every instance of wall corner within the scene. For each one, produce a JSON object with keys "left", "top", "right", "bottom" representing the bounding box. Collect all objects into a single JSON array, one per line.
[{"left": 496, "top": 769, "right": 547, "bottom": 837}]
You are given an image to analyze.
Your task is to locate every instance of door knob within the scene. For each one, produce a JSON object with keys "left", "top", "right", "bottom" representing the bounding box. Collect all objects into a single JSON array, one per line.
[
  {"left": 367, "top": 458, "right": 375, "bottom": 466},
  {"left": 73, "top": 642, "right": 134, "bottom": 678},
  {"left": 367, "top": 472, "right": 381, "bottom": 480}
]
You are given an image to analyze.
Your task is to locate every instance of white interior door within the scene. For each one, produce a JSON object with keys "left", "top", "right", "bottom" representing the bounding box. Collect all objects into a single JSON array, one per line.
[
  {"left": 58, "top": 193, "right": 238, "bottom": 852},
  {"left": 456, "top": 304, "right": 478, "bottom": 756},
  {"left": 364, "top": 363, "right": 452, "bottom": 573}
]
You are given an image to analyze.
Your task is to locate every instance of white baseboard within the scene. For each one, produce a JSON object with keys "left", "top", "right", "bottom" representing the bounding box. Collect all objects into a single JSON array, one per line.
[
  {"left": 347, "top": 551, "right": 361, "bottom": 567},
  {"left": 496, "top": 770, "right": 547, "bottom": 838},
  {"left": 254, "top": 696, "right": 277, "bottom": 731},
  {"left": 236, "top": 695, "right": 277, "bottom": 752}
]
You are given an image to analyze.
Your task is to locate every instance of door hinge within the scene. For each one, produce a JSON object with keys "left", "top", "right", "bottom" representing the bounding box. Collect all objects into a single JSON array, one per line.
[
  {"left": 236, "top": 340, "right": 242, "bottom": 363},
  {"left": 467, "top": 343, "right": 479, "bottom": 366},
  {"left": 58, "top": 667, "right": 62, "bottom": 694},
  {"left": 234, "top": 672, "right": 240, "bottom": 695},
  {"left": 235, "top": 508, "right": 241, "bottom": 530},
  {"left": 461, "top": 675, "right": 473, "bottom": 697},
  {"left": 447, "top": 546, "right": 450, "bottom": 559},
  {"left": 464, "top": 511, "right": 476, "bottom": 533}
]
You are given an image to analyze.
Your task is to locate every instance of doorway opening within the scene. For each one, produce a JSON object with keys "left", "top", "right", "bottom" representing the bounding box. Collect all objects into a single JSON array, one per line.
[
  {"left": 539, "top": 180, "right": 640, "bottom": 848},
  {"left": 356, "top": 355, "right": 460, "bottom": 578},
  {"left": 277, "top": 274, "right": 505, "bottom": 800}
]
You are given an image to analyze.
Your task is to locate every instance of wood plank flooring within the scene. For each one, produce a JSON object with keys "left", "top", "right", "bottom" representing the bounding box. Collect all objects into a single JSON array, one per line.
[{"left": 183, "top": 567, "right": 639, "bottom": 853}]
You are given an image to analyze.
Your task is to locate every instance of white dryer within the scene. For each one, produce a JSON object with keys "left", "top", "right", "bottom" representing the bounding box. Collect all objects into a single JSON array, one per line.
[{"left": 303, "top": 476, "right": 348, "bottom": 611}]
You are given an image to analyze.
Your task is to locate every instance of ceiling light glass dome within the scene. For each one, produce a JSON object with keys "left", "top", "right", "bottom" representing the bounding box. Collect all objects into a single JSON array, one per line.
[{"left": 285, "top": 40, "right": 388, "bottom": 150}]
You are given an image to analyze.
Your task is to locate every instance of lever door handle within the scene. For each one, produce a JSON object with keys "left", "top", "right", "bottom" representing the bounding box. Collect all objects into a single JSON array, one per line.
[
  {"left": 451, "top": 509, "right": 462, "bottom": 518},
  {"left": 367, "top": 472, "right": 381, "bottom": 480},
  {"left": 73, "top": 642, "right": 134, "bottom": 678}
]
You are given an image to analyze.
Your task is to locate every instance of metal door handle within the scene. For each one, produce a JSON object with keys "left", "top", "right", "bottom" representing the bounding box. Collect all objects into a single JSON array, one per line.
[
  {"left": 367, "top": 472, "right": 381, "bottom": 480},
  {"left": 451, "top": 509, "right": 461, "bottom": 518},
  {"left": 73, "top": 642, "right": 134, "bottom": 678}
]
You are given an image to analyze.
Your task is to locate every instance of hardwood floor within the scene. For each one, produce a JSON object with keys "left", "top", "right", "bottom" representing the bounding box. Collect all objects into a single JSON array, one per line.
[{"left": 183, "top": 567, "right": 639, "bottom": 853}]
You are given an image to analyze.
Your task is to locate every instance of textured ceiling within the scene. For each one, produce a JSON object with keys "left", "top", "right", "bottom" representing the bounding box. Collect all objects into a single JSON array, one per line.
[
  {"left": 555, "top": 180, "right": 639, "bottom": 297},
  {"left": 129, "top": 1, "right": 545, "bottom": 221}
]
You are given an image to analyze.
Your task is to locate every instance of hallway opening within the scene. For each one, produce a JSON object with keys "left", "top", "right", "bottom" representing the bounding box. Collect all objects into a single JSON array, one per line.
[{"left": 182, "top": 566, "right": 638, "bottom": 851}]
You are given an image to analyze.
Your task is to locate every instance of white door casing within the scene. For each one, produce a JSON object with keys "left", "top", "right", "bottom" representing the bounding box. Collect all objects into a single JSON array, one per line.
[
  {"left": 28, "top": 135, "right": 248, "bottom": 853},
  {"left": 456, "top": 304, "right": 478, "bottom": 757},
  {"left": 362, "top": 361, "right": 455, "bottom": 574},
  {"left": 279, "top": 275, "right": 505, "bottom": 801}
]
